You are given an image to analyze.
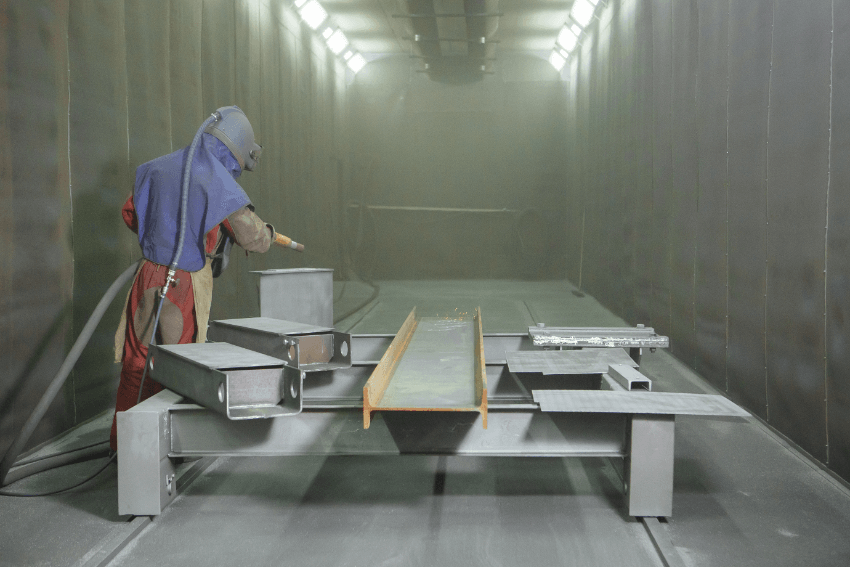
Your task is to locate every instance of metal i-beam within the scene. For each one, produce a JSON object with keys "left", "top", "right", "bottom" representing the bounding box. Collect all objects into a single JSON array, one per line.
[{"left": 363, "top": 307, "right": 488, "bottom": 429}]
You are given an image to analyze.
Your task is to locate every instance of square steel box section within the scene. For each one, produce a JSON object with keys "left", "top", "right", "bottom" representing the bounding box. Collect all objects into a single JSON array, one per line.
[
  {"left": 253, "top": 268, "right": 334, "bottom": 327},
  {"left": 149, "top": 343, "right": 304, "bottom": 419}
]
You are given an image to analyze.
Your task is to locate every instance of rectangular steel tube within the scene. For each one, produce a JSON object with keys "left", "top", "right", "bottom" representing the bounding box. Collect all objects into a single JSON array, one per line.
[
  {"left": 168, "top": 406, "right": 626, "bottom": 457},
  {"left": 208, "top": 317, "right": 351, "bottom": 371},
  {"left": 607, "top": 364, "right": 652, "bottom": 391}
]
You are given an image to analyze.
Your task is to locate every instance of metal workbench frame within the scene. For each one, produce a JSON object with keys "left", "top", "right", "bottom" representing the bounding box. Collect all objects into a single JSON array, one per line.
[{"left": 117, "top": 333, "right": 684, "bottom": 519}]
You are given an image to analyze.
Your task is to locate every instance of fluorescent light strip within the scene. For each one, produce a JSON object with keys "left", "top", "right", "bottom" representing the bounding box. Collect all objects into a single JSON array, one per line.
[{"left": 294, "top": 1, "right": 366, "bottom": 73}]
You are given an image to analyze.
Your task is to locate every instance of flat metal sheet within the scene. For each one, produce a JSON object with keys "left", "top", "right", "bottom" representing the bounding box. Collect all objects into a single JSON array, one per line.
[
  {"left": 533, "top": 390, "right": 750, "bottom": 417},
  {"left": 377, "top": 318, "right": 477, "bottom": 409},
  {"left": 507, "top": 348, "right": 637, "bottom": 375},
  {"left": 156, "top": 343, "right": 284, "bottom": 370},
  {"left": 528, "top": 326, "right": 668, "bottom": 348},
  {"left": 765, "top": 0, "right": 831, "bottom": 461},
  {"left": 213, "top": 317, "right": 332, "bottom": 336},
  {"left": 826, "top": 2, "right": 850, "bottom": 481},
  {"left": 726, "top": 0, "right": 772, "bottom": 418},
  {"left": 694, "top": 0, "right": 730, "bottom": 392}
]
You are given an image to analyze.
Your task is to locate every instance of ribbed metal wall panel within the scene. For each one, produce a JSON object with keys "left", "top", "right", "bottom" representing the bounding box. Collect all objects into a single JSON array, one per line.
[
  {"left": 726, "top": 0, "right": 771, "bottom": 418},
  {"left": 669, "top": 0, "right": 699, "bottom": 367},
  {"left": 0, "top": 0, "right": 351, "bottom": 454},
  {"left": 694, "top": 0, "right": 729, "bottom": 391},
  {"left": 570, "top": 0, "right": 846, "bottom": 477},
  {"left": 650, "top": 0, "right": 673, "bottom": 336},
  {"left": 67, "top": 0, "right": 132, "bottom": 418},
  {"left": 765, "top": 0, "right": 831, "bottom": 462},
  {"left": 0, "top": 1, "right": 75, "bottom": 458},
  {"left": 827, "top": 0, "right": 850, "bottom": 482}
]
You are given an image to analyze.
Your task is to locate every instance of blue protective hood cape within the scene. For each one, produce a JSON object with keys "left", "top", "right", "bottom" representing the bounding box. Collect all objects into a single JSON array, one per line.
[{"left": 134, "top": 133, "right": 250, "bottom": 272}]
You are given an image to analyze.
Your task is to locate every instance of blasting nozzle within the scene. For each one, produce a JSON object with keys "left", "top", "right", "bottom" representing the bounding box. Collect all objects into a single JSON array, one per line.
[{"left": 273, "top": 232, "right": 305, "bottom": 252}]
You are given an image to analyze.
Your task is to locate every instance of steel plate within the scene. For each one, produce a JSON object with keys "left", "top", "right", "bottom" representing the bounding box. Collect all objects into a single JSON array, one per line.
[
  {"left": 507, "top": 348, "right": 638, "bottom": 375},
  {"left": 533, "top": 390, "right": 750, "bottom": 417}
]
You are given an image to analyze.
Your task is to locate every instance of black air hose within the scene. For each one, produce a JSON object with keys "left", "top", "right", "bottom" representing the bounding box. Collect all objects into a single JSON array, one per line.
[
  {"left": 0, "top": 260, "right": 140, "bottom": 487},
  {"left": 137, "top": 112, "right": 219, "bottom": 404}
]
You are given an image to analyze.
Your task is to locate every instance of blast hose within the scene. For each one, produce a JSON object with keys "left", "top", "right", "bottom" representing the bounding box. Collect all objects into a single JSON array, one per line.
[
  {"left": 137, "top": 112, "right": 220, "bottom": 404},
  {"left": 0, "top": 261, "right": 140, "bottom": 488}
]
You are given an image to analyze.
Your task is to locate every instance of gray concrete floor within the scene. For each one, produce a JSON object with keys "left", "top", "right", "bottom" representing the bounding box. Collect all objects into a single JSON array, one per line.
[{"left": 2, "top": 280, "right": 850, "bottom": 566}]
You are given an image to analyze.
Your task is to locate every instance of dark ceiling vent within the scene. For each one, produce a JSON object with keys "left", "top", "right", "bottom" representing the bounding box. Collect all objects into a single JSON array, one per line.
[{"left": 403, "top": 0, "right": 500, "bottom": 84}]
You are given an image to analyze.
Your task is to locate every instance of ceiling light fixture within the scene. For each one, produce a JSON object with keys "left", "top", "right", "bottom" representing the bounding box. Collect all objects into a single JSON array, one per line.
[
  {"left": 327, "top": 29, "right": 349, "bottom": 54},
  {"left": 347, "top": 53, "right": 366, "bottom": 74},
  {"left": 557, "top": 25, "right": 578, "bottom": 52},
  {"left": 549, "top": 50, "right": 567, "bottom": 72},
  {"left": 298, "top": 0, "right": 328, "bottom": 30},
  {"left": 570, "top": 0, "right": 595, "bottom": 27}
]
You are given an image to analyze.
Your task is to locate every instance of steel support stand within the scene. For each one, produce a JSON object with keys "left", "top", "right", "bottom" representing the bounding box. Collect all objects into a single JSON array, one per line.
[
  {"left": 117, "top": 389, "right": 182, "bottom": 516},
  {"left": 625, "top": 414, "right": 675, "bottom": 517}
]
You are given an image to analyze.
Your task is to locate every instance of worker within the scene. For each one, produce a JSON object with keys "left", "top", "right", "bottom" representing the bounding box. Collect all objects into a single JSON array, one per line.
[{"left": 109, "top": 106, "right": 274, "bottom": 451}]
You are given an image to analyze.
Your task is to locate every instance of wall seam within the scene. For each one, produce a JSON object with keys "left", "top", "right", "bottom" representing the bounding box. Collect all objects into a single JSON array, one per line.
[
  {"left": 824, "top": 0, "right": 834, "bottom": 465},
  {"left": 123, "top": 6, "right": 130, "bottom": 178},
  {"left": 65, "top": 4, "right": 75, "bottom": 424},
  {"left": 668, "top": 0, "right": 673, "bottom": 335},
  {"left": 764, "top": 0, "right": 775, "bottom": 422},
  {"left": 692, "top": 0, "right": 699, "bottom": 371},
  {"left": 648, "top": 0, "right": 654, "bottom": 330},
  {"left": 724, "top": 0, "right": 731, "bottom": 393}
]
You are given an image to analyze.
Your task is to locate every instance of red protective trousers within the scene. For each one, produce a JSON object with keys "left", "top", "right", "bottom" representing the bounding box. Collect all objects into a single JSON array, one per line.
[{"left": 108, "top": 262, "right": 197, "bottom": 451}]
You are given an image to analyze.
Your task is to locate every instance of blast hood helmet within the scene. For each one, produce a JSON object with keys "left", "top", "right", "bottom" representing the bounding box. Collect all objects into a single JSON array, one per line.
[{"left": 205, "top": 106, "right": 263, "bottom": 171}]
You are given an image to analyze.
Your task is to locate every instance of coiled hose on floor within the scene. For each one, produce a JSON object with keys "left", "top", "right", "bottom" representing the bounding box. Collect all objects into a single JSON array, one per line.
[{"left": 0, "top": 260, "right": 140, "bottom": 490}]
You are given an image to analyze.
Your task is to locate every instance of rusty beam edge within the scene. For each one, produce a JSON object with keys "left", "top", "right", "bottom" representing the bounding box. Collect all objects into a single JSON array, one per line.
[
  {"left": 474, "top": 307, "right": 488, "bottom": 429},
  {"left": 363, "top": 307, "right": 418, "bottom": 428}
]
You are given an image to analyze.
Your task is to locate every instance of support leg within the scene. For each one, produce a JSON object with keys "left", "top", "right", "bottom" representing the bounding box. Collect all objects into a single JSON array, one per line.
[
  {"left": 117, "top": 389, "right": 182, "bottom": 516},
  {"left": 625, "top": 414, "right": 675, "bottom": 517}
]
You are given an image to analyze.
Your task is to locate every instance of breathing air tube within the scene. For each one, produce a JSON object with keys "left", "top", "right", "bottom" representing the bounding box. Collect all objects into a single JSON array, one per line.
[
  {"left": 136, "top": 111, "right": 221, "bottom": 404},
  {"left": 0, "top": 112, "right": 222, "bottom": 495}
]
